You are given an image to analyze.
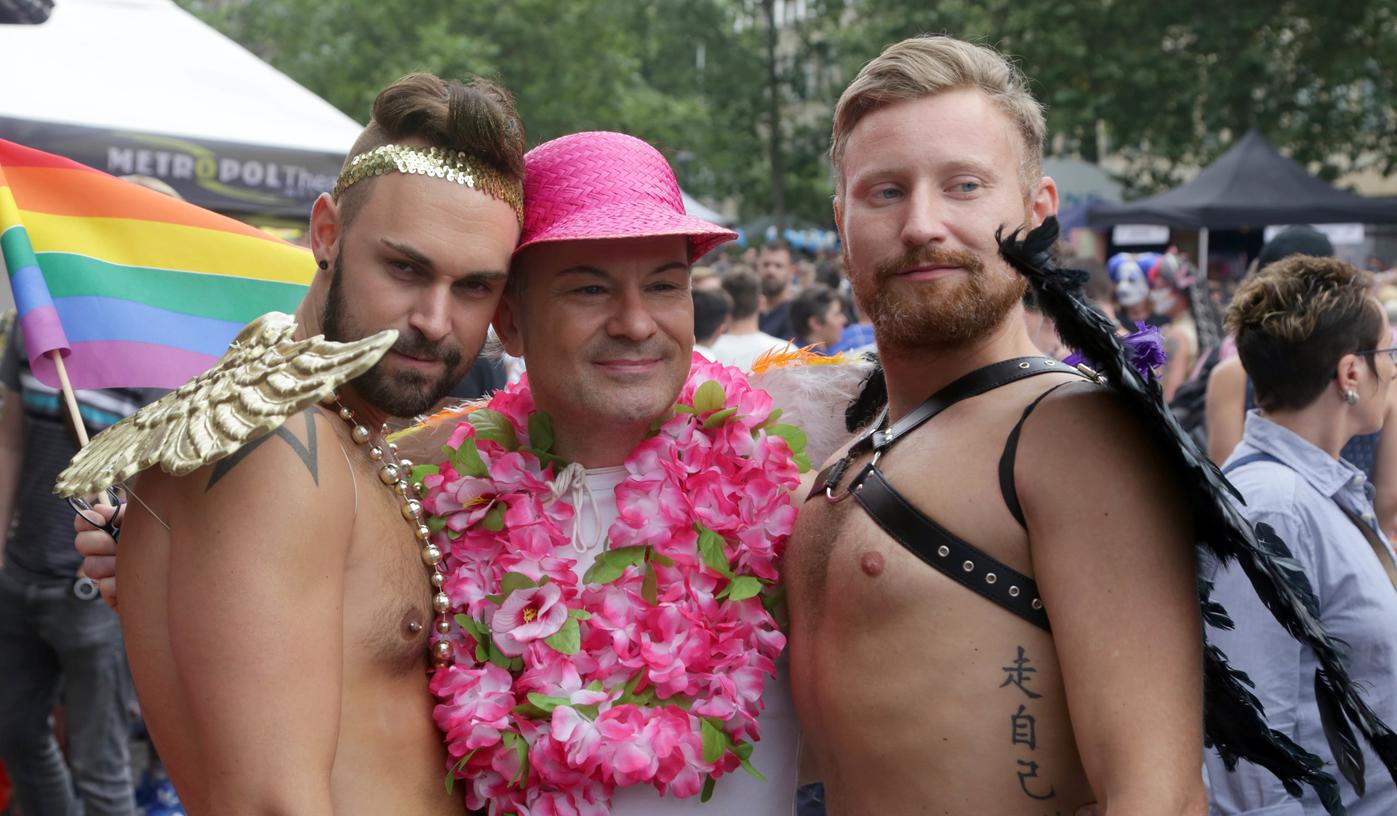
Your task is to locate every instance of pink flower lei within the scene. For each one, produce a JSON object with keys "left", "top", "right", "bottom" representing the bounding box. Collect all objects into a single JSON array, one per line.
[{"left": 416, "top": 354, "right": 809, "bottom": 815}]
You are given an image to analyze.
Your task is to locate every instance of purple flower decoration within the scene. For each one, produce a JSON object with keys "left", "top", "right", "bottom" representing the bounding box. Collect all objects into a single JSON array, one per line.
[{"left": 1063, "top": 322, "right": 1168, "bottom": 382}]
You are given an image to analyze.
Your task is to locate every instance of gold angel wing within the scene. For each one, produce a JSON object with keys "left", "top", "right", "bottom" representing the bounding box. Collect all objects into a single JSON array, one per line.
[{"left": 54, "top": 312, "right": 396, "bottom": 497}]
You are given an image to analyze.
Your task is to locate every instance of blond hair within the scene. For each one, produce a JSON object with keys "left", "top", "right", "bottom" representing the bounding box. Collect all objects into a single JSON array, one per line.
[{"left": 831, "top": 36, "right": 1045, "bottom": 193}]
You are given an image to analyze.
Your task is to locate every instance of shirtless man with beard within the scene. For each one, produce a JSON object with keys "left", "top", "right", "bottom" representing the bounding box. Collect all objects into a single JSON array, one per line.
[
  {"left": 73, "top": 74, "right": 525, "bottom": 815},
  {"left": 786, "top": 37, "right": 1206, "bottom": 815}
]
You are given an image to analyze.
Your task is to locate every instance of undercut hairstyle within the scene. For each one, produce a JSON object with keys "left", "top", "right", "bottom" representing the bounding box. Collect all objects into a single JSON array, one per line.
[
  {"left": 336, "top": 73, "right": 526, "bottom": 226},
  {"left": 721, "top": 267, "right": 762, "bottom": 321},
  {"left": 831, "top": 35, "right": 1045, "bottom": 195},
  {"left": 1226, "top": 256, "right": 1382, "bottom": 411},
  {"left": 693, "top": 288, "right": 733, "bottom": 345},
  {"left": 790, "top": 284, "right": 838, "bottom": 344}
]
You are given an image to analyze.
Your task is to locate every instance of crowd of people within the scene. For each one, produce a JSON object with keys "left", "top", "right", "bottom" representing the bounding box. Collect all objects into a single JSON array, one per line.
[{"left": 0, "top": 30, "right": 1394, "bottom": 816}]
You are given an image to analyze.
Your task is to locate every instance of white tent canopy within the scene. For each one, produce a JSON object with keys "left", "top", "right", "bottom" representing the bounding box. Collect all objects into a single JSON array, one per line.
[
  {"left": 681, "top": 190, "right": 729, "bottom": 226},
  {"left": 0, "top": 0, "right": 363, "bottom": 216}
]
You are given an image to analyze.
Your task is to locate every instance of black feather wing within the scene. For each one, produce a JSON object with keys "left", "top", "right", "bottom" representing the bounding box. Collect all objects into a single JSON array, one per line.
[{"left": 1000, "top": 217, "right": 1397, "bottom": 809}]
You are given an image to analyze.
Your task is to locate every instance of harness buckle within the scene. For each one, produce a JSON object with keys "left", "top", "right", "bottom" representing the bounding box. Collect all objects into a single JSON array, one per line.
[{"left": 824, "top": 450, "right": 881, "bottom": 503}]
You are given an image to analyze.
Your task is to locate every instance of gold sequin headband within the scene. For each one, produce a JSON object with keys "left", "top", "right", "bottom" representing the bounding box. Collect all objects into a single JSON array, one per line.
[{"left": 332, "top": 144, "right": 524, "bottom": 223}]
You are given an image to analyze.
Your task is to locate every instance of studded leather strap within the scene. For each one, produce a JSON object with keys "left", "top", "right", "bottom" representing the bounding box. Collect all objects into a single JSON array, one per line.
[
  {"left": 809, "top": 356, "right": 1080, "bottom": 501},
  {"left": 850, "top": 463, "right": 1051, "bottom": 631},
  {"left": 806, "top": 356, "right": 1086, "bottom": 630}
]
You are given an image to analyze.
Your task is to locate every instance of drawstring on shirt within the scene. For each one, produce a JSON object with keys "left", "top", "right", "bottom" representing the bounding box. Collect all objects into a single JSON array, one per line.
[{"left": 549, "top": 462, "right": 606, "bottom": 554}]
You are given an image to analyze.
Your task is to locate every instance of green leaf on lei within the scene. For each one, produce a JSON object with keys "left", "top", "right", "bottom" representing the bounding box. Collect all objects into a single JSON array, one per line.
[
  {"left": 454, "top": 614, "right": 484, "bottom": 640},
  {"left": 697, "top": 525, "right": 734, "bottom": 578},
  {"left": 642, "top": 562, "right": 659, "bottom": 605},
  {"left": 692, "top": 380, "right": 726, "bottom": 414},
  {"left": 581, "top": 545, "right": 647, "bottom": 585},
  {"left": 720, "top": 575, "right": 763, "bottom": 602},
  {"left": 701, "top": 407, "right": 738, "bottom": 429},
  {"left": 753, "top": 408, "right": 784, "bottom": 432},
  {"left": 733, "top": 739, "right": 766, "bottom": 781},
  {"left": 512, "top": 700, "right": 550, "bottom": 719},
  {"left": 524, "top": 693, "right": 571, "bottom": 714},
  {"left": 444, "top": 749, "right": 476, "bottom": 794},
  {"left": 766, "top": 422, "right": 812, "bottom": 472},
  {"left": 482, "top": 504, "right": 506, "bottom": 532},
  {"left": 543, "top": 616, "right": 581, "bottom": 655},
  {"left": 499, "top": 572, "right": 535, "bottom": 596},
  {"left": 487, "top": 637, "right": 512, "bottom": 669},
  {"left": 700, "top": 717, "right": 730, "bottom": 764},
  {"left": 527, "top": 412, "right": 555, "bottom": 453},
  {"left": 427, "top": 515, "right": 447, "bottom": 534},
  {"left": 700, "top": 775, "right": 716, "bottom": 802},
  {"left": 501, "top": 731, "right": 530, "bottom": 787},
  {"left": 409, "top": 463, "right": 439, "bottom": 486},
  {"left": 447, "top": 438, "right": 488, "bottom": 478},
  {"left": 467, "top": 409, "right": 519, "bottom": 450},
  {"left": 765, "top": 423, "right": 807, "bottom": 455}
]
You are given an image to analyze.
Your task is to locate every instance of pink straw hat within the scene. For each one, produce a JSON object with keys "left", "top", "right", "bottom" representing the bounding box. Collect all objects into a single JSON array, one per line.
[{"left": 517, "top": 131, "right": 736, "bottom": 262}]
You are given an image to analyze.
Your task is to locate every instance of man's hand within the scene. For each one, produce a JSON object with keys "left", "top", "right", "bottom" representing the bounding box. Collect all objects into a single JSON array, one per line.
[{"left": 74, "top": 502, "right": 122, "bottom": 609}]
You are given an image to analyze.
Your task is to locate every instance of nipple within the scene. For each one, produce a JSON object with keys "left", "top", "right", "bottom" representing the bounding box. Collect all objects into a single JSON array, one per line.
[
  {"left": 403, "top": 611, "right": 426, "bottom": 639},
  {"left": 859, "top": 551, "right": 885, "bottom": 577}
]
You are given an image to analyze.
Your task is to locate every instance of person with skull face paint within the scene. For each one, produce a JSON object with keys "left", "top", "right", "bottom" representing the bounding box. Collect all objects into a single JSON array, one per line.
[
  {"left": 1107, "top": 253, "right": 1158, "bottom": 330},
  {"left": 1146, "top": 252, "right": 1199, "bottom": 402}
]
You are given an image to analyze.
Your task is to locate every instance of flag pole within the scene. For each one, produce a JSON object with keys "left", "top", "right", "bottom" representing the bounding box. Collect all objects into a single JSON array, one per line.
[
  {"left": 48, "top": 349, "right": 113, "bottom": 509},
  {"left": 48, "top": 349, "right": 90, "bottom": 446},
  {"left": 49, "top": 349, "right": 115, "bottom": 604}
]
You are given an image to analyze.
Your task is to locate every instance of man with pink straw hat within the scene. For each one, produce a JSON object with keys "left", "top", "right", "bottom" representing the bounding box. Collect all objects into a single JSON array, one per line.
[{"left": 426, "top": 129, "right": 801, "bottom": 814}]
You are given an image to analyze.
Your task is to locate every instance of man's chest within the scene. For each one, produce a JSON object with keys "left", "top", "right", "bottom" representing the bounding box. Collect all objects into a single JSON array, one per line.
[{"left": 344, "top": 477, "right": 434, "bottom": 673}]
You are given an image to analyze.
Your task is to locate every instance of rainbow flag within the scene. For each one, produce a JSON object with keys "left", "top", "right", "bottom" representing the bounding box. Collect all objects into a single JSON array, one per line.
[{"left": 0, "top": 139, "right": 314, "bottom": 390}]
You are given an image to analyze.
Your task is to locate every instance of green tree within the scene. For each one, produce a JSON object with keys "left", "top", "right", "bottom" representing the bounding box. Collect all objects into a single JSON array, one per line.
[
  {"left": 179, "top": 0, "right": 1396, "bottom": 220},
  {"left": 822, "top": 0, "right": 1397, "bottom": 196}
]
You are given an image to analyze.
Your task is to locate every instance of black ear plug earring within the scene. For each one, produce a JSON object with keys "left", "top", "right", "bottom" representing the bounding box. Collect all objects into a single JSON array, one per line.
[{"left": 317, "top": 259, "right": 328, "bottom": 270}]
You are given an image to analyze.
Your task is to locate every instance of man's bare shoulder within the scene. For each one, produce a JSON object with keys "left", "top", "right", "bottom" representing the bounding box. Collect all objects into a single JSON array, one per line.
[
  {"left": 136, "top": 407, "right": 354, "bottom": 541},
  {"left": 1011, "top": 380, "right": 1190, "bottom": 532},
  {"left": 1022, "top": 381, "right": 1171, "bottom": 468}
]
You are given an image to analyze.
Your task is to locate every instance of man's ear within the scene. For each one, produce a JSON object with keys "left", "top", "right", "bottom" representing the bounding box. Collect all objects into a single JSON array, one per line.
[
  {"left": 832, "top": 195, "right": 845, "bottom": 245},
  {"left": 492, "top": 289, "right": 526, "bottom": 358},
  {"left": 308, "top": 193, "right": 342, "bottom": 280},
  {"left": 1029, "top": 175, "right": 1059, "bottom": 229},
  {"left": 311, "top": 194, "right": 346, "bottom": 286}
]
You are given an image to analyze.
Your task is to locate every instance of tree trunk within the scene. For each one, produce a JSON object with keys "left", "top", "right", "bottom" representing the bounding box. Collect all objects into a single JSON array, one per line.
[{"left": 763, "top": 0, "right": 786, "bottom": 234}]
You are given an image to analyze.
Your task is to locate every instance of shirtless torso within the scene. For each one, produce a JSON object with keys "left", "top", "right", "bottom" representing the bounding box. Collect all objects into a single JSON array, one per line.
[
  {"left": 118, "top": 408, "right": 459, "bottom": 816},
  {"left": 788, "top": 367, "right": 1204, "bottom": 815}
]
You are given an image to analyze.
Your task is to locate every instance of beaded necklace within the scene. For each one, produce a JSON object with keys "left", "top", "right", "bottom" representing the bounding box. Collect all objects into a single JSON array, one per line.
[{"left": 325, "top": 394, "right": 452, "bottom": 669}]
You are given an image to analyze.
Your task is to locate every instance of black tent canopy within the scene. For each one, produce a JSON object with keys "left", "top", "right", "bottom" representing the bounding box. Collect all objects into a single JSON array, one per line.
[{"left": 1088, "top": 130, "right": 1397, "bottom": 230}]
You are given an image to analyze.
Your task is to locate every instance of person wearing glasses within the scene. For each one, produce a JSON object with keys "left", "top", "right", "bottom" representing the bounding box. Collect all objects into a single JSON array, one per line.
[{"left": 1204, "top": 255, "right": 1397, "bottom": 814}]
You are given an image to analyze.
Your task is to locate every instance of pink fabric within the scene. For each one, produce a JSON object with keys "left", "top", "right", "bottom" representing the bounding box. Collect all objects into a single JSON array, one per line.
[{"left": 518, "top": 132, "right": 736, "bottom": 262}]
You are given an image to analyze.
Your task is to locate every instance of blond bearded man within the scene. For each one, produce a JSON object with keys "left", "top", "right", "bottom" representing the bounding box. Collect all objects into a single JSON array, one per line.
[{"left": 785, "top": 37, "right": 1206, "bottom": 815}]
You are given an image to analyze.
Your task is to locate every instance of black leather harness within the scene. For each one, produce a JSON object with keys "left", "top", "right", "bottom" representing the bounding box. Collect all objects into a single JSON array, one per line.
[{"left": 806, "top": 356, "right": 1090, "bottom": 632}]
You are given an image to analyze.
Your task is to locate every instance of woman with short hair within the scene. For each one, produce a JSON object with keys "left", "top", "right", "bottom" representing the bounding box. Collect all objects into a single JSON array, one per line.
[{"left": 1204, "top": 255, "right": 1397, "bottom": 814}]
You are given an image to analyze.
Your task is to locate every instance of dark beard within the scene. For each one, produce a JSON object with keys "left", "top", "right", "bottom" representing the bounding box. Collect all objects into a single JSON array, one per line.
[
  {"left": 849, "top": 244, "right": 1027, "bottom": 353},
  {"left": 322, "top": 256, "right": 467, "bottom": 418}
]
